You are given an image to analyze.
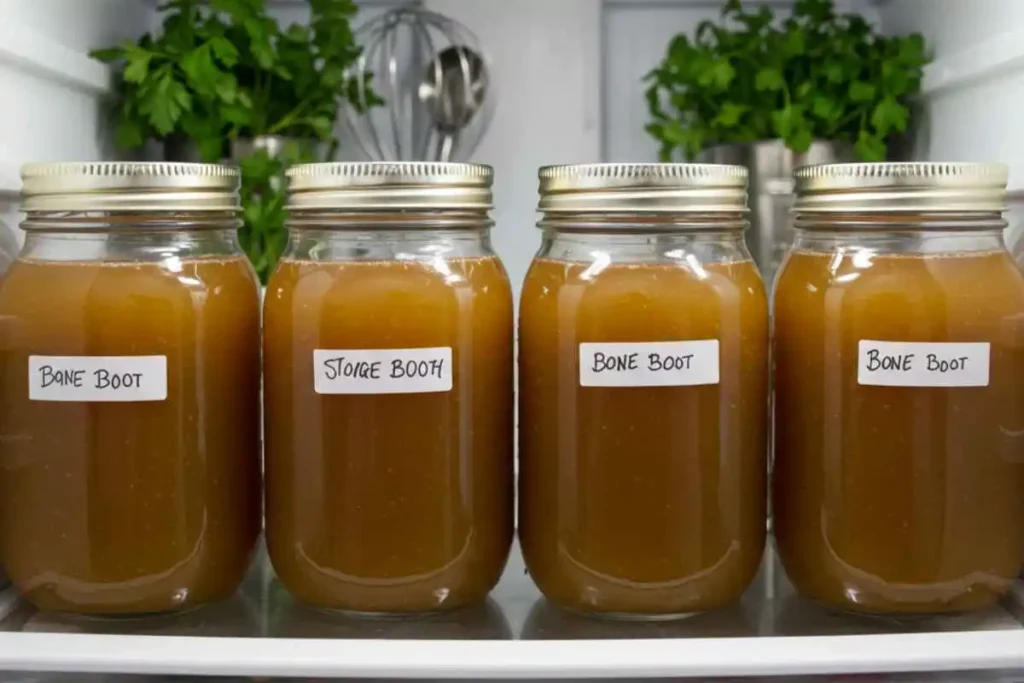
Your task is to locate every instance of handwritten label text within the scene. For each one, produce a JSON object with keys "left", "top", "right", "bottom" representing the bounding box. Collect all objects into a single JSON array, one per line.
[
  {"left": 579, "top": 340, "right": 719, "bottom": 387},
  {"left": 857, "top": 340, "right": 990, "bottom": 387},
  {"left": 313, "top": 347, "right": 452, "bottom": 394},
  {"left": 29, "top": 355, "right": 168, "bottom": 402}
]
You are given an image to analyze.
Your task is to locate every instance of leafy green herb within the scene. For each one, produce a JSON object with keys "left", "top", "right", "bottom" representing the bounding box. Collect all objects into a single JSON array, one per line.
[
  {"left": 91, "top": 0, "right": 380, "bottom": 281},
  {"left": 237, "top": 141, "right": 313, "bottom": 281},
  {"left": 644, "top": 0, "right": 928, "bottom": 161}
]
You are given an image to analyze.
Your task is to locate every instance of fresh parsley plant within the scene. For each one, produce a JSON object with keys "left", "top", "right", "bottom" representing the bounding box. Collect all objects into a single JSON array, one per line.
[
  {"left": 91, "top": 0, "right": 378, "bottom": 282},
  {"left": 644, "top": 0, "right": 928, "bottom": 161}
]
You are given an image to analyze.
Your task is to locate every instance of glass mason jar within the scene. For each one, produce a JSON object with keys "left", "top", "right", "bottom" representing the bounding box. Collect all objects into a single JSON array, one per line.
[
  {"left": 1012, "top": 220, "right": 1024, "bottom": 271},
  {"left": 772, "top": 162, "right": 1024, "bottom": 615},
  {"left": 264, "top": 162, "right": 514, "bottom": 614},
  {"left": 0, "top": 162, "right": 262, "bottom": 615},
  {"left": 518, "top": 163, "right": 769, "bottom": 618}
]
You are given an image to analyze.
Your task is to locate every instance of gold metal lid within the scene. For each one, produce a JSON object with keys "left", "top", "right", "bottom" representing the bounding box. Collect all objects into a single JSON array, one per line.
[
  {"left": 21, "top": 162, "right": 240, "bottom": 212},
  {"left": 793, "top": 162, "right": 1009, "bottom": 213},
  {"left": 287, "top": 162, "right": 493, "bottom": 211},
  {"left": 538, "top": 163, "right": 748, "bottom": 213}
]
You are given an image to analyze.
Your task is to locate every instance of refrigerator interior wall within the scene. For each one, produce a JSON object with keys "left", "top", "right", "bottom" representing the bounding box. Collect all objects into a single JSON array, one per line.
[
  {"left": 0, "top": 0, "right": 153, "bottom": 234},
  {"left": 877, "top": 0, "right": 1024, "bottom": 245}
]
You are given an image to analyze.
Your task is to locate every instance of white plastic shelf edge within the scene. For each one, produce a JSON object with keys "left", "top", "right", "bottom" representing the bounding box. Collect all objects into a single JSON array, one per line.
[
  {"left": 921, "top": 26, "right": 1024, "bottom": 97},
  {"left": 0, "top": 630, "right": 1021, "bottom": 679},
  {"left": 0, "top": 18, "right": 111, "bottom": 96}
]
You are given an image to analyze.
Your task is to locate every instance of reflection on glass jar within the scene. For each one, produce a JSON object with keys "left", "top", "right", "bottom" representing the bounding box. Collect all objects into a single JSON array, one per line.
[
  {"left": 772, "top": 162, "right": 1024, "bottom": 615},
  {"left": 521, "top": 595, "right": 759, "bottom": 640},
  {"left": 264, "top": 163, "right": 514, "bottom": 614},
  {"left": 0, "top": 163, "right": 262, "bottom": 615},
  {"left": 20, "top": 591, "right": 261, "bottom": 637},
  {"left": 265, "top": 580, "right": 512, "bottom": 640},
  {"left": 518, "top": 164, "right": 769, "bottom": 618}
]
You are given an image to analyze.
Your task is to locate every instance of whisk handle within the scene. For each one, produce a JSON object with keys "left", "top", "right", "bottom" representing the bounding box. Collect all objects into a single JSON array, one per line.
[{"left": 436, "top": 135, "right": 456, "bottom": 163}]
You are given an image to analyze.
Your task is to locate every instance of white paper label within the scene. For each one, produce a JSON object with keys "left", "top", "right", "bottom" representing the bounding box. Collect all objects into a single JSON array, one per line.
[
  {"left": 579, "top": 340, "right": 720, "bottom": 388},
  {"left": 313, "top": 347, "right": 453, "bottom": 395},
  {"left": 29, "top": 355, "right": 168, "bottom": 402},
  {"left": 857, "top": 340, "right": 990, "bottom": 387}
]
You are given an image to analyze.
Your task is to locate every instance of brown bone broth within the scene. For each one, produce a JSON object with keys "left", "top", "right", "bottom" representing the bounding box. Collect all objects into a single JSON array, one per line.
[
  {"left": 518, "top": 257, "right": 768, "bottom": 615},
  {"left": 263, "top": 255, "right": 514, "bottom": 613},
  {"left": 0, "top": 256, "right": 261, "bottom": 614},
  {"left": 772, "top": 248, "right": 1024, "bottom": 613}
]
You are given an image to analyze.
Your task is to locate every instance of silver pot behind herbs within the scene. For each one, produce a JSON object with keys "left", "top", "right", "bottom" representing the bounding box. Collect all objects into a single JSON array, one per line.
[{"left": 700, "top": 140, "right": 854, "bottom": 286}]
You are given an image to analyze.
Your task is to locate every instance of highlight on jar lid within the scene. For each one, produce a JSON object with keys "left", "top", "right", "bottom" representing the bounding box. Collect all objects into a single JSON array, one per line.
[
  {"left": 286, "top": 161, "right": 493, "bottom": 211},
  {"left": 20, "top": 162, "right": 240, "bottom": 213},
  {"left": 537, "top": 163, "right": 748, "bottom": 213},
  {"left": 792, "top": 162, "right": 1009, "bottom": 213}
]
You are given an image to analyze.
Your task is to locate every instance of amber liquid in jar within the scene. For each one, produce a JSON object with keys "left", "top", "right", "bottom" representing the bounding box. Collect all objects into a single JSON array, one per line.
[
  {"left": 264, "top": 255, "right": 514, "bottom": 613},
  {"left": 773, "top": 248, "right": 1024, "bottom": 614},
  {"left": 519, "top": 257, "right": 769, "bottom": 616},
  {"left": 0, "top": 257, "right": 262, "bottom": 614}
]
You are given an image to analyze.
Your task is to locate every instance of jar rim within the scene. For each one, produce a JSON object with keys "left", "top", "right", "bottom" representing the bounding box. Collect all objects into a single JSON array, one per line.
[
  {"left": 538, "top": 163, "right": 749, "bottom": 214},
  {"left": 793, "top": 162, "right": 1008, "bottom": 214},
  {"left": 20, "top": 162, "right": 240, "bottom": 213},
  {"left": 287, "top": 162, "right": 493, "bottom": 211}
]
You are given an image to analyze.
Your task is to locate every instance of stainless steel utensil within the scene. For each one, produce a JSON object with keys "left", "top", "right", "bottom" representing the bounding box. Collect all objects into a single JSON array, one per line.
[
  {"left": 341, "top": 5, "right": 493, "bottom": 162},
  {"left": 421, "top": 45, "right": 486, "bottom": 162}
]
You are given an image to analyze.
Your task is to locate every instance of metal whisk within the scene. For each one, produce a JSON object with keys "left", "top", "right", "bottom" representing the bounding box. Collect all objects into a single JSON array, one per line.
[{"left": 341, "top": 4, "right": 494, "bottom": 162}]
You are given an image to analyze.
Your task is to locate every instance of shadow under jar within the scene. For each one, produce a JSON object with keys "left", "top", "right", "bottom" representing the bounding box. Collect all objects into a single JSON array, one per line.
[
  {"left": 772, "top": 162, "right": 1024, "bottom": 615},
  {"left": 0, "top": 162, "right": 262, "bottom": 615},
  {"left": 264, "top": 162, "right": 514, "bottom": 614},
  {"left": 518, "top": 163, "right": 770, "bottom": 618}
]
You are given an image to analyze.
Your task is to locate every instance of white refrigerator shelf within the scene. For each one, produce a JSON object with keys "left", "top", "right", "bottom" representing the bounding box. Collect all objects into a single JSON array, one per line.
[{"left": 0, "top": 542, "right": 1022, "bottom": 680}]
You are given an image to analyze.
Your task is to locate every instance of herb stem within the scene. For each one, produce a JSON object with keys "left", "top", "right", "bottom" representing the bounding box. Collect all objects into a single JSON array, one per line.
[{"left": 268, "top": 100, "right": 311, "bottom": 136}]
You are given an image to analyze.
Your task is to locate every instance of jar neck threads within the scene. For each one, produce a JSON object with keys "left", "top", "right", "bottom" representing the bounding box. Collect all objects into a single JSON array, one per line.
[
  {"left": 20, "top": 212, "right": 241, "bottom": 233},
  {"left": 285, "top": 210, "right": 492, "bottom": 232},
  {"left": 539, "top": 212, "right": 748, "bottom": 233},
  {"left": 792, "top": 211, "right": 1006, "bottom": 233}
]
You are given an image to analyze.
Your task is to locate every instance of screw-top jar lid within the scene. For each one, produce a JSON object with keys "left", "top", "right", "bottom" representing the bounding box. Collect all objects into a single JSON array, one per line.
[
  {"left": 286, "top": 162, "right": 493, "bottom": 211},
  {"left": 20, "top": 162, "right": 240, "bottom": 212},
  {"left": 793, "top": 162, "right": 1009, "bottom": 213},
  {"left": 538, "top": 163, "right": 748, "bottom": 213}
]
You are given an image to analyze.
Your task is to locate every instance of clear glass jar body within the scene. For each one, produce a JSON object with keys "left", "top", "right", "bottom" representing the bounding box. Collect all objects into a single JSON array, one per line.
[
  {"left": 1012, "top": 221, "right": 1024, "bottom": 271},
  {"left": 518, "top": 216, "right": 769, "bottom": 617},
  {"left": 772, "top": 216, "right": 1024, "bottom": 614},
  {"left": 0, "top": 217, "right": 262, "bottom": 615},
  {"left": 263, "top": 214, "right": 515, "bottom": 613}
]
